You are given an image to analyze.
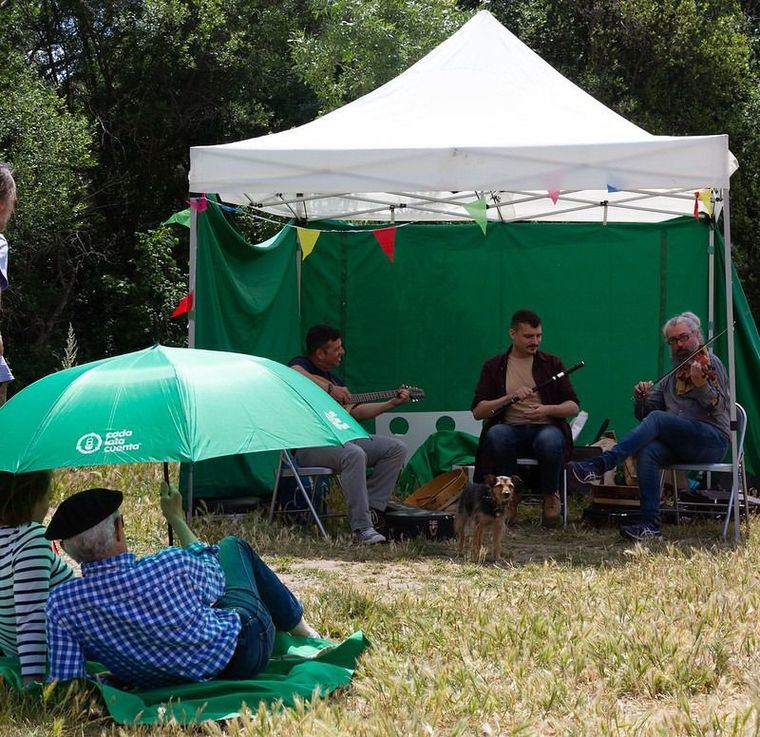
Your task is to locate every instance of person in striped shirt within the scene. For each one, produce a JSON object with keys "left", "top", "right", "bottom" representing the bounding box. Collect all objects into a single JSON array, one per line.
[
  {"left": 44, "top": 484, "right": 319, "bottom": 688},
  {"left": 0, "top": 471, "right": 75, "bottom": 684}
]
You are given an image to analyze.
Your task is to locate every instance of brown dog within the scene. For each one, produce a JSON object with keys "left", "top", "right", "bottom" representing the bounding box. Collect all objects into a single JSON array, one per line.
[{"left": 455, "top": 475, "right": 522, "bottom": 560}]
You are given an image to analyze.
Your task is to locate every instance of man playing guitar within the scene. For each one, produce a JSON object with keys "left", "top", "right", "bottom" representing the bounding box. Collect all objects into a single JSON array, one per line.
[{"left": 288, "top": 325, "right": 410, "bottom": 544}]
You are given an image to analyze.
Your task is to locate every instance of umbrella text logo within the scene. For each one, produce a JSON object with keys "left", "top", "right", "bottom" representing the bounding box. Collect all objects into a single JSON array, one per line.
[
  {"left": 76, "top": 433, "right": 103, "bottom": 454},
  {"left": 103, "top": 430, "right": 141, "bottom": 454},
  {"left": 324, "top": 410, "right": 350, "bottom": 431}
]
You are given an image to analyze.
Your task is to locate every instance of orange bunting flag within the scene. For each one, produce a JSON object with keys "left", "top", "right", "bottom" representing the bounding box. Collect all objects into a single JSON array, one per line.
[
  {"left": 698, "top": 189, "right": 714, "bottom": 216},
  {"left": 548, "top": 189, "right": 560, "bottom": 205},
  {"left": 297, "top": 228, "right": 320, "bottom": 260},
  {"left": 373, "top": 226, "right": 397, "bottom": 263},
  {"left": 171, "top": 292, "right": 194, "bottom": 318},
  {"left": 463, "top": 197, "right": 487, "bottom": 235}
]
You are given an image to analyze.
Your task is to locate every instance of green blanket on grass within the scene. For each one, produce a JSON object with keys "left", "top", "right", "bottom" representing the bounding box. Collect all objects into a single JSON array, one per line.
[{"left": 0, "top": 631, "right": 369, "bottom": 725}]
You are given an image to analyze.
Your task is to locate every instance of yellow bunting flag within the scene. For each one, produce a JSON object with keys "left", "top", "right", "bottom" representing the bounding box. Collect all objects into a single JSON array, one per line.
[
  {"left": 698, "top": 189, "right": 714, "bottom": 216},
  {"left": 297, "top": 228, "right": 320, "bottom": 260},
  {"left": 463, "top": 197, "right": 487, "bottom": 235}
]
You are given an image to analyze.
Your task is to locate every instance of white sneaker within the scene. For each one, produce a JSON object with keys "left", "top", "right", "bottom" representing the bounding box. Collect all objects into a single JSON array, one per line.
[{"left": 354, "top": 527, "right": 387, "bottom": 545}]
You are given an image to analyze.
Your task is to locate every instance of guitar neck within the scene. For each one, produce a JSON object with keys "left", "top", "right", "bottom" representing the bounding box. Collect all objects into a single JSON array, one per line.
[{"left": 346, "top": 390, "right": 399, "bottom": 404}]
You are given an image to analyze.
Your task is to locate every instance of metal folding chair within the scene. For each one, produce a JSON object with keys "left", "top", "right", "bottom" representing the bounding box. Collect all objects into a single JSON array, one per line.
[
  {"left": 267, "top": 450, "right": 340, "bottom": 539},
  {"left": 661, "top": 403, "right": 748, "bottom": 540}
]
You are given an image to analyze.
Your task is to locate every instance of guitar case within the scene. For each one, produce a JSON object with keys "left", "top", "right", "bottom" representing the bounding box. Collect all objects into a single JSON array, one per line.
[{"left": 379, "top": 500, "right": 455, "bottom": 542}]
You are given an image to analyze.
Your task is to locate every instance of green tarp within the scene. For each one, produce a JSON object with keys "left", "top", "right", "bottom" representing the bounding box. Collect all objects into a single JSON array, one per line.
[
  {"left": 191, "top": 204, "right": 760, "bottom": 498},
  {"left": 0, "top": 631, "right": 369, "bottom": 725}
]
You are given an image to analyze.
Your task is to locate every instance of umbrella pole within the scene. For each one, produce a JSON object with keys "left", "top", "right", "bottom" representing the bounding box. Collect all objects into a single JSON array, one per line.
[{"left": 163, "top": 462, "right": 174, "bottom": 546}]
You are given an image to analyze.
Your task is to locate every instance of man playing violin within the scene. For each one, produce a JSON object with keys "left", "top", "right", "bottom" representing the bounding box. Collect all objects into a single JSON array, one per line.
[
  {"left": 471, "top": 309, "right": 580, "bottom": 527},
  {"left": 569, "top": 311, "right": 730, "bottom": 541},
  {"left": 289, "top": 325, "right": 409, "bottom": 544}
]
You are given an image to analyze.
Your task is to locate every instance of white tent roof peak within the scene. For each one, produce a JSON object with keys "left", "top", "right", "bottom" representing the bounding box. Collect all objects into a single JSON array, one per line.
[{"left": 189, "top": 10, "right": 735, "bottom": 222}]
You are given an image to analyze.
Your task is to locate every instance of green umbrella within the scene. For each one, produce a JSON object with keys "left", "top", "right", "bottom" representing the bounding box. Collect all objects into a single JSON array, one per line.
[{"left": 0, "top": 345, "right": 368, "bottom": 473}]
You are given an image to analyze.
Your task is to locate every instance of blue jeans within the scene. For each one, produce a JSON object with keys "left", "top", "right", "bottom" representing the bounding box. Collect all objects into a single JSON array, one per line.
[
  {"left": 482, "top": 423, "right": 565, "bottom": 493},
  {"left": 604, "top": 411, "right": 728, "bottom": 526},
  {"left": 215, "top": 536, "right": 303, "bottom": 680}
]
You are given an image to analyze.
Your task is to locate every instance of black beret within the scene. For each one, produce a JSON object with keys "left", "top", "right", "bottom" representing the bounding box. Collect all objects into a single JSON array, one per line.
[{"left": 45, "top": 488, "right": 123, "bottom": 541}]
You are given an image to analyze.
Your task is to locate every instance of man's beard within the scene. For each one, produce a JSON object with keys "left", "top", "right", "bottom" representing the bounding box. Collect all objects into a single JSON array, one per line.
[{"left": 672, "top": 345, "right": 694, "bottom": 363}]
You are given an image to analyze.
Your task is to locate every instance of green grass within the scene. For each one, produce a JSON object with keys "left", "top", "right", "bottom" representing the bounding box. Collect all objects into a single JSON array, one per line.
[{"left": 2, "top": 464, "right": 760, "bottom": 736}]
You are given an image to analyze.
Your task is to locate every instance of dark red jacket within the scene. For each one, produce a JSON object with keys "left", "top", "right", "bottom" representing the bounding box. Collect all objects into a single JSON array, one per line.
[{"left": 471, "top": 348, "right": 580, "bottom": 481}]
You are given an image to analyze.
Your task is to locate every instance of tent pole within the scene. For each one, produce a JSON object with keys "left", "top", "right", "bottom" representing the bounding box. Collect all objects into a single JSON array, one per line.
[
  {"left": 185, "top": 205, "right": 198, "bottom": 515},
  {"left": 188, "top": 207, "right": 198, "bottom": 349},
  {"left": 708, "top": 224, "right": 715, "bottom": 340},
  {"left": 720, "top": 189, "right": 740, "bottom": 542}
]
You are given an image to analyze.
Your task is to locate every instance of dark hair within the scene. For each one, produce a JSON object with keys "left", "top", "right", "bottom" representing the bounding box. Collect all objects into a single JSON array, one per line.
[
  {"left": 510, "top": 309, "right": 541, "bottom": 330},
  {"left": 0, "top": 162, "right": 15, "bottom": 203},
  {"left": 0, "top": 470, "right": 52, "bottom": 526},
  {"left": 306, "top": 324, "right": 342, "bottom": 355}
]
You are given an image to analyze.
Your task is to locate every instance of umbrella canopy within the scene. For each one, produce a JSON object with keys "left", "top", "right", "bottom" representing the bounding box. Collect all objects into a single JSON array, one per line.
[{"left": 0, "top": 345, "right": 368, "bottom": 473}]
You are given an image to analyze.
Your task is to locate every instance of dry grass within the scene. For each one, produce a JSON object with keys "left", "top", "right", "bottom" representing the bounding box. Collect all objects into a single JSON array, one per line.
[{"left": 2, "top": 464, "right": 760, "bottom": 736}]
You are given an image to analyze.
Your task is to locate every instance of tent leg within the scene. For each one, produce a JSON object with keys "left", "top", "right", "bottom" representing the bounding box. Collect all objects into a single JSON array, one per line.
[{"left": 720, "top": 189, "right": 740, "bottom": 543}]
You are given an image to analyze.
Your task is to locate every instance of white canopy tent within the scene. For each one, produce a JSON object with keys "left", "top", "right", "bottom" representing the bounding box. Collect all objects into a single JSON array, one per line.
[{"left": 188, "top": 10, "right": 742, "bottom": 538}]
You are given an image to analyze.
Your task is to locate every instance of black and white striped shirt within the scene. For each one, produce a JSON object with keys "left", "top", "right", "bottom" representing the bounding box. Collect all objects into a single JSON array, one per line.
[{"left": 0, "top": 522, "right": 74, "bottom": 679}]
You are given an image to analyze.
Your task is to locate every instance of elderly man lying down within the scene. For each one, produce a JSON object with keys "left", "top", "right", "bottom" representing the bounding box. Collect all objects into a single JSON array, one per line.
[{"left": 43, "top": 484, "right": 319, "bottom": 688}]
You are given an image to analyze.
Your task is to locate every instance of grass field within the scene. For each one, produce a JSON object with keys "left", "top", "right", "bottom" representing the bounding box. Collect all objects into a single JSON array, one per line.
[{"left": 2, "top": 464, "right": 760, "bottom": 736}]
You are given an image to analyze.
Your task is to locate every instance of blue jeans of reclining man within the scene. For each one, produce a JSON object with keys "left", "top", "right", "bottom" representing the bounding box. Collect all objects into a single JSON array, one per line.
[
  {"left": 482, "top": 423, "right": 565, "bottom": 493},
  {"left": 604, "top": 410, "right": 728, "bottom": 527},
  {"left": 215, "top": 536, "right": 304, "bottom": 680}
]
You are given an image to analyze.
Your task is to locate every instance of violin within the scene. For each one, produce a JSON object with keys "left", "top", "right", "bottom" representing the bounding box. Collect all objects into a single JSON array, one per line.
[{"left": 674, "top": 347, "right": 716, "bottom": 395}]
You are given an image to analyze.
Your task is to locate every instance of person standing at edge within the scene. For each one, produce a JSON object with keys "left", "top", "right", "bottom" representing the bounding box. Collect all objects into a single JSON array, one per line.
[{"left": 0, "top": 163, "right": 17, "bottom": 405}]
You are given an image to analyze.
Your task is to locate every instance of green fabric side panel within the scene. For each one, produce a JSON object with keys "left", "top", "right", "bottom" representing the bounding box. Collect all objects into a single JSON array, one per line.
[
  {"left": 0, "top": 631, "right": 369, "bottom": 726},
  {"left": 183, "top": 203, "right": 300, "bottom": 499},
  {"left": 714, "top": 233, "right": 760, "bottom": 476},
  {"left": 397, "top": 430, "right": 479, "bottom": 493},
  {"left": 300, "top": 218, "right": 710, "bottom": 451}
]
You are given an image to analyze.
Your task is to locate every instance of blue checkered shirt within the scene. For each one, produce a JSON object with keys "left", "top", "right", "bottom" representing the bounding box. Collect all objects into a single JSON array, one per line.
[{"left": 45, "top": 543, "right": 241, "bottom": 688}]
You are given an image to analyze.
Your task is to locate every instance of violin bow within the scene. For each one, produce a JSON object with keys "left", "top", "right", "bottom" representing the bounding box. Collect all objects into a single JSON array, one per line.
[{"left": 645, "top": 324, "right": 731, "bottom": 392}]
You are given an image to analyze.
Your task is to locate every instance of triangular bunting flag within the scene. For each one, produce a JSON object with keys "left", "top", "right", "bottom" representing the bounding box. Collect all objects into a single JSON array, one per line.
[
  {"left": 297, "top": 228, "right": 320, "bottom": 260},
  {"left": 693, "top": 192, "right": 700, "bottom": 219},
  {"left": 373, "top": 227, "right": 397, "bottom": 262},
  {"left": 463, "top": 197, "right": 487, "bottom": 235},
  {"left": 607, "top": 184, "right": 620, "bottom": 193},
  {"left": 171, "top": 292, "right": 194, "bottom": 318},
  {"left": 163, "top": 209, "right": 191, "bottom": 228},
  {"left": 189, "top": 194, "right": 208, "bottom": 212},
  {"left": 698, "top": 189, "right": 714, "bottom": 216},
  {"left": 548, "top": 190, "right": 560, "bottom": 205}
]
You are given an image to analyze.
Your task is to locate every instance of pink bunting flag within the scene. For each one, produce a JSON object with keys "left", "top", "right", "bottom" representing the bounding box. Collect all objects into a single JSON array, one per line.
[
  {"left": 171, "top": 292, "right": 194, "bottom": 318},
  {"left": 189, "top": 194, "right": 208, "bottom": 212},
  {"left": 548, "top": 190, "right": 560, "bottom": 205},
  {"left": 373, "top": 226, "right": 397, "bottom": 263}
]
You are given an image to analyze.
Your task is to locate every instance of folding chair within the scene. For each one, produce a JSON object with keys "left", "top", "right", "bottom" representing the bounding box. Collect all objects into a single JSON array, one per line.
[
  {"left": 267, "top": 450, "right": 339, "bottom": 539},
  {"left": 661, "top": 403, "right": 748, "bottom": 540}
]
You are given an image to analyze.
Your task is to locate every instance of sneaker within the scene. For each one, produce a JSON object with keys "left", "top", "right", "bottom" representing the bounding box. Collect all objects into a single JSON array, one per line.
[
  {"left": 619, "top": 521, "right": 662, "bottom": 541},
  {"left": 541, "top": 492, "right": 562, "bottom": 527},
  {"left": 567, "top": 457, "right": 606, "bottom": 484},
  {"left": 353, "top": 527, "right": 387, "bottom": 545}
]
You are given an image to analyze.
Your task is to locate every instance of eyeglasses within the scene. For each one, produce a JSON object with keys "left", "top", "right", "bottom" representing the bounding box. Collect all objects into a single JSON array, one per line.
[{"left": 666, "top": 332, "right": 694, "bottom": 346}]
